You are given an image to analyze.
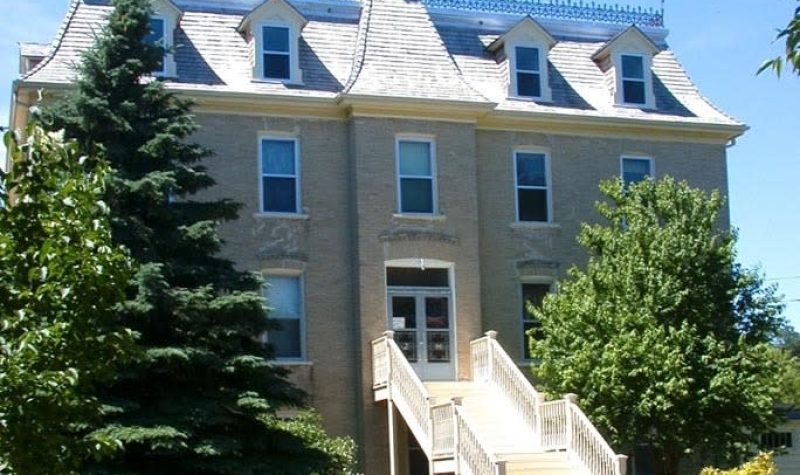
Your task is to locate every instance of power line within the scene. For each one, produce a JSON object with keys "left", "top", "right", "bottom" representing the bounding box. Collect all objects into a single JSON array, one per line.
[{"left": 766, "top": 276, "right": 800, "bottom": 282}]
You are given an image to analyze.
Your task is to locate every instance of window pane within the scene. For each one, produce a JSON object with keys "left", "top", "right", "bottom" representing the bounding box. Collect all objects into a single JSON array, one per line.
[
  {"left": 265, "top": 276, "right": 301, "bottom": 317},
  {"left": 392, "top": 296, "right": 417, "bottom": 329},
  {"left": 523, "top": 321, "right": 542, "bottom": 359},
  {"left": 518, "top": 189, "right": 548, "bottom": 222},
  {"left": 386, "top": 268, "right": 449, "bottom": 287},
  {"left": 271, "top": 318, "right": 301, "bottom": 358},
  {"left": 263, "top": 26, "right": 289, "bottom": 52},
  {"left": 400, "top": 178, "right": 434, "bottom": 213},
  {"left": 263, "top": 177, "right": 297, "bottom": 212},
  {"left": 515, "top": 46, "right": 540, "bottom": 71},
  {"left": 262, "top": 140, "right": 295, "bottom": 175},
  {"left": 621, "top": 55, "right": 644, "bottom": 79},
  {"left": 522, "top": 283, "right": 549, "bottom": 359},
  {"left": 264, "top": 53, "right": 290, "bottom": 79},
  {"left": 399, "top": 141, "right": 432, "bottom": 176},
  {"left": 623, "top": 80, "right": 646, "bottom": 104},
  {"left": 427, "top": 331, "right": 450, "bottom": 362},
  {"left": 517, "top": 72, "right": 541, "bottom": 97},
  {"left": 622, "top": 158, "right": 651, "bottom": 185},
  {"left": 425, "top": 297, "right": 449, "bottom": 329},
  {"left": 145, "top": 18, "right": 165, "bottom": 45},
  {"left": 395, "top": 331, "right": 417, "bottom": 362},
  {"left": 516, "top": 153, "right": 546, "bottom": 187}
]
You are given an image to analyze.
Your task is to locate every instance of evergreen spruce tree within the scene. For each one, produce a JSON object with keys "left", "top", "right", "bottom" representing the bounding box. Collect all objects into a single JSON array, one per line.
[{"left": 41, "top": 0, "right": 355, "bottom": 473}]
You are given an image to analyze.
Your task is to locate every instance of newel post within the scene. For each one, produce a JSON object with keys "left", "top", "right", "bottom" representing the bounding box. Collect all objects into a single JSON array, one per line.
[
  {"left": 496, "top": 460, "right": 507, "bottom": 475},
  {"left": 384, "top": 331, "right": 394, "bottom": 398},
  {"left": 452, "top": 397, "right": 462, "bottom": 474},
  {"left": 564, "top": 393, "right": 577, "bottom": 450},
  {"left": 615, "top": 454, "right": 629, "bottom": 475},
  {"left": 485, "top": 331, "right": 497, "bottom": 383},
  {"left": 535, "top": 392, "right": 546, "bottom": 446}
]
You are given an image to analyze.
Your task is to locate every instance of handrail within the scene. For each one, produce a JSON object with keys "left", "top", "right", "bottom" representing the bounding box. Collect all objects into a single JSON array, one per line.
[
  {"left": 472, "top": 331, "right": 627, "bottom": 475},
  {"left": 372, "top": 332, "right": 432, "bottom": 448},
  {"left": 471, "top": 332, "right": 543, "bottom": 439},
  {"left": 454, "top": 404, "right": 507, "bottom": 475}
]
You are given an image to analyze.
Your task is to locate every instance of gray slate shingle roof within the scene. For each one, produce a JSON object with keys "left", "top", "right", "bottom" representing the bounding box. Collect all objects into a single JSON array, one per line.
[{"left": 21, "top": 0, "right": 742, "bottom": 127}]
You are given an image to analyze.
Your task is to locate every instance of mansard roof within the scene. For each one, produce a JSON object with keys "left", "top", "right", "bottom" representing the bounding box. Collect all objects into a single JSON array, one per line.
[{"left": 19, "top": 0, "right": 743, "bottom": 131}]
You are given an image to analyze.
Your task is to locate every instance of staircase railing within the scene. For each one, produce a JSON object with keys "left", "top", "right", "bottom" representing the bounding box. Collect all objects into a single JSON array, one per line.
[
  {"left": 372, "top": 331, "right": 432, "bottom": 448},
  {"left": 471, "top": 331, "right": 627, "bottom": 475},
  {"left": 372, "top": 332, "right": 508, "bottom": 475},
  {"left": 454, "top": 403, "right": 507, "bottom": 475}
]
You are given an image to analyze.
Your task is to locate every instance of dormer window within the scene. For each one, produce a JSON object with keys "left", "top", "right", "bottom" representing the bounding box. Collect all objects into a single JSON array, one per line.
[
  {"left": 620, "top": 54, "right": 646, "bottom": 105},
  {"left": 144, "top": 0, "right": 181, "bottom": 78},
  {"left": 592, "top": 25, "right": 660, "bottom": 110},
  {"left": 262, "top": 25, "right": 291, "bottom": 80},
  {"left": 488, "top": 16, "right": 556, "bottom": 102},
  {"left": 239, "top": 0, "right": 307, "bottom": 85},
  {"left": 513, "top": 46, "right": 543, "bottom": 98},
  {"left": 145, "top": 17, "right": 167, "bottom": 74}
]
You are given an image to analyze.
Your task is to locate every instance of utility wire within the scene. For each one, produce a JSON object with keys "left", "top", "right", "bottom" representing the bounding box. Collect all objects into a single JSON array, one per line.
[{"left": 766, "top": 276, "right": 800, "bottom": 282}]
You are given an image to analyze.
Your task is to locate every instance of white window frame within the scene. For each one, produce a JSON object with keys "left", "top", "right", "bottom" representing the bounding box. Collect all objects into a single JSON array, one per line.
[
  {"left": 256, "top": 21, "right": 301, "bottom": 83},
  {"left": 520, "top": 278, "right": 554, "bottom": 363},
  {"left": 262, "top": 271, "right": 307, "bottom": 362},
  {"left": 147, "top": 16, "right": 167, "bottom": 76},
  {"left": 509, "top": 42, "right": 550, "bottom": 101},
  {"left": 615, "top": 53, "right": 654, "bottom": 108},
  {"left": 395, "top": 136, "right": 438, "bottom": 215},
  {"left": 620, "top": 155, "right": 655, "bottom": 186},
  {"left": 258, "top": 136, "right": 301, "bottom": 214},
  {"left": 513, "top": 148, "right": 553, "bottom": 223}
]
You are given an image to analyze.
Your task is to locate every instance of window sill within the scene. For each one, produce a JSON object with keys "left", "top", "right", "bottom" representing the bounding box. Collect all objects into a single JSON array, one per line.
[
  {"left": 510, "top": 221, "right": 561, "bottom": 230},
  {"left": 273, "top": 360, "right": 313, "bottom": 366},
  {"left": 252, "top": 78, "right": 305, "bottom": 87},
  {"left": 253, "top": 212, "right": 310, "bottom": 220},
  {"left": 508, "top": 95, "right": 552, "bottom": 104},
  {"left": 393, "top": 213, "right": 446, "bottom": 222},
  {"left": 614, "top": 102, "right": 654, "bottom": 111}
]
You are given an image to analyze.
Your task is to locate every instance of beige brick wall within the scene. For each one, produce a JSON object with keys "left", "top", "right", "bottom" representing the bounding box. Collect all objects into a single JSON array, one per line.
[
  {"left": 189, "top": 111, "right": 729, "bottom": 474},
  {"left": 349, "top": 117, "right": 484, "bottom": 473},
  {"left": 191, "top": 113, "right": 360, "bottom": 440},
  {"left": 476, "top": 130, "right": 729, "bottom": 362}
]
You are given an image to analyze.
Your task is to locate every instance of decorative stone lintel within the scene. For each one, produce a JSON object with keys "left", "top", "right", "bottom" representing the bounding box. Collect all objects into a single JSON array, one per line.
[{"left": 379, "top": 229, "right": 459, "bottom": 245}]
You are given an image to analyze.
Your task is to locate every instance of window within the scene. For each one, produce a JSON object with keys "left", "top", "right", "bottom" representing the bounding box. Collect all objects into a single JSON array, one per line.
[
  {"left": 761, "top": 432, "right": 793, "bottom": 450},
  {"left": 263, "top": 275, "right": 304, "bottom": 360},
  {"left": 397, "top": 139, "right": 436, "bottom": 214},
  {"left": 515, "top": 151, "right": 549, "bottom": 222},
  {"left": 260, "top": 138, "right": 299, "bottom": 213},
  {"left": 521, "top": 283, "right": 549, "bottom": 360},
  {"left": 262, "top": 25, "right": 291, "bottom": 80},
  {"left": 621, "top": 157, "right": 653, "bottom": 187},
  {"left": 620, "top": 54, "right": 646, "bottom": 105},
  {"left": 145, "top": 17, "right": 166, "bottom": 74},
  {"left": 513, "top": 46, "right": 542, "bottom": 98}
]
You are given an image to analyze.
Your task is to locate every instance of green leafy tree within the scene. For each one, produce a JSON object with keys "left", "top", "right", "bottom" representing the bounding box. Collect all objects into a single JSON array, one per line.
[
  {"left": 531, "top": 177, "right": 785, "bottom": 475},
  {"left": 40, "top": 0, "right": 355, "bottom": 473},
  {"left": 759, "top": 1, "right": 800, "bottom": 76},
  {"left": 0, "top": 125, "right": 134, "bottom": 474}
]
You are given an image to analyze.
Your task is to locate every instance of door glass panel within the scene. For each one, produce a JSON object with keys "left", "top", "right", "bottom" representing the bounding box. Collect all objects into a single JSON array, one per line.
[
  {"left": 426, "top": 297, "right": 450, "bottom": 363},
  {"left": 425, "top": 297, "right": 449, "bottom": 329},
  {"left": 396, "top": 331, "right": 417, "bottom": 362},
  {"left": 427, "top": 331, "right": 450, "bottom": 362},
  {"left": 392, "top": 296, "right": 418, "bottom": 362}
]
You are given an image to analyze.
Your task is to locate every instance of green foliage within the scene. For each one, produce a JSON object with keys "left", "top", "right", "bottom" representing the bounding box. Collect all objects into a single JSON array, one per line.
[
  {"left": 40, "top": 0, "right": 355, "bottom": 472},
  {"left": 531, "top": 177, "right": 785, "bottom": 475},
  {"left": 758, "top": 1, "right": 800, "bottom": 76},
  {"left": 0, "top": 125, "right": 134, "bottom": 474},
  {"left": 701, "top": 452, "right": 777, "bottom": 475}
]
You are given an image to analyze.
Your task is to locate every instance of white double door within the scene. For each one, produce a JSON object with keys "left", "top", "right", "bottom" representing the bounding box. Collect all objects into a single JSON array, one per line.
[{"left": 388, "top": 288, "right": 455, "bottom": 381}]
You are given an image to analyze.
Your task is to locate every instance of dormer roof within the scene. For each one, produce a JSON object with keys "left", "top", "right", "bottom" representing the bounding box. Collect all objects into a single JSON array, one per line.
[
  {"left": 238, "top": 0, "right": 308, "bottom": 33},
  {"left": 592, "top": 25, "right": 660, "bottom": 60},
  {"left": 487, "top": 16, "right": 556, "bottom": 52},
  {"left": 152, "top": 0, "right": 182, "bottom": 18}
]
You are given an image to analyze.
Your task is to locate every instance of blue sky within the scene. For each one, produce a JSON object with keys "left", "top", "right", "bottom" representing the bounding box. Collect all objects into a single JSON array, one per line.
[{"left": 1, "top": 0, "right": 799, "bottom": 325}]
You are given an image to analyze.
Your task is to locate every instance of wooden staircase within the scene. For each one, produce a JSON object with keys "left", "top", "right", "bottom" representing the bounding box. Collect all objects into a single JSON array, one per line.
[
  {"left": 372, "top": 331, "right": 629, "bottom": 475},
  {"left": 426, "top": 382, "right": 572, "bottom": 475}
]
